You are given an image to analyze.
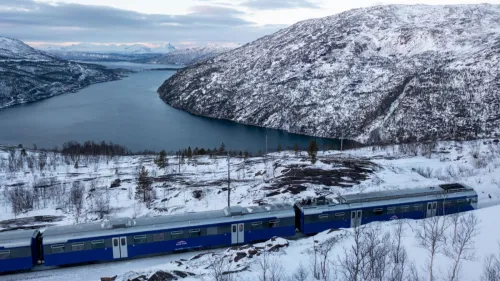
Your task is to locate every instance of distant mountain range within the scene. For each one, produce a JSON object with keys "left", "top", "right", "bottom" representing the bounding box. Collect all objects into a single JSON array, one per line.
[
  {"left": 159, "top": 4, "right": 500, "bottom": 144},
  {"left": 0, "top": 37, "right": 124, "bottom": 109},
  {"left": 38, "top": 43, "right": 233, "bottom": 66},
  {"left": 37, "top": 43, "right": 176, "bottom": 54},
  {"left": 136, "top": 45, "right": 234, "bottom": 65}
]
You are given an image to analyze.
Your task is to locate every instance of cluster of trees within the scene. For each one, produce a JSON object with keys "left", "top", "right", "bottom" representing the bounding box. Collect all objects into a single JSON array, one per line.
[
  {"left": 207, "top": 211, "right": 498, "bottom": 281},
  {"left": 58, "top": 141, "right": 131, "bottom": 157}
]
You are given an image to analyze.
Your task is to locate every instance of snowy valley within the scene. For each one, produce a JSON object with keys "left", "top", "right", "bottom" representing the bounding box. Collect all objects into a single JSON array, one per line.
[{"left": 1, "top": 139, "right": 499, "bottom": 281}]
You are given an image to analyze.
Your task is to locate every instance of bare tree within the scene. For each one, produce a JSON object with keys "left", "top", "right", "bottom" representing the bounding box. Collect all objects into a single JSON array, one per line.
[
  {"left": 207, "top": 253, "right": 234, "bottom": 281},
  {"left": 338, "top": 225, "right": 367, "bottom": 281},
  {"left": 70, "top": 181, "right": 85, "bottom": 223},
  {"left": 7, "top": 186, "right": 34, "bottom": 216},
  {"left": 388, "top": 220, "right": 410, "bottom": 281},
  {"left": 481, "top": 244, "right": 500, "bottom": 281},
  {"left": 258, "top": 251, "right": 285, "bottom": 281},
  {"left": 318, "top": 236, "right": 343, "bottom": 280},
  {"left": 288, "top": 263, "right": 308, "bottom": 281},
  {"left": 361, "top": 225, "right": 391, "bottom": 281},
  {"left": 415, "top": 215, "right": 450, "bottom": 281},
  {"left": 444, "top": 212, "right": 479, "bottom": 281}
]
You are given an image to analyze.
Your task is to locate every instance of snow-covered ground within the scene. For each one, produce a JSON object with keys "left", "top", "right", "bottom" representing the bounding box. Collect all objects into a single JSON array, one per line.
[{"left": 0, "top": 139, "right": 499, "bottom": 280}]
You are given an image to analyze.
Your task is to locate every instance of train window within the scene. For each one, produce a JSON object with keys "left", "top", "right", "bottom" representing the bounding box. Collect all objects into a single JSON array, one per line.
[
  {"left": 252, "top": 221, "right": 263, "bottom": 230},
  {"left": 91, "top": 240, "right": 105, "bottom": 249},
  {"left": 351, "top": 212, "right": 355, "bottom": 219},
  {"left": 373, "top": 208, "right": 383, "bottom": 215},
  {"left": 121, "top": 238, "right": 126, "bottom": 246},
  {"left": 51, "top": 245, "right": 65, "bottom": 254},
  {"left": 0, "top": 250, "right": 10, "bottom": 260},
  {"left": 401, "top": 206, "right": 410, "bottom": 212},
  {"left": 113, "top": 239, "right": 118, "bottom": 247},
  {"left": 414, "top": 204, "right": 422, "bottom": 211},
  {"left": 189, "top": 229, "right": 201, "bottom": 237},
  {"left": 387, "top": 207, "right": 396, "bottom": 214},
  {"left": 457, "top": 199, "right": 465, "bottom": 203},
  {"left": 269, "top": 219, "right": 280, "bottom": 228},
  {"left": 207, "top": 227, "right": 218, "bottom": 235},
  {"left": 153, "top": 233, "right": 165, "bottom": 242},
  {"left": 335, "top": 212, "right": 345, "bottom": 217},
  {"left": 72, "top": 243, "right": 85, "bottom": 252},
  {"left": 171, "top": 231, "right": 184, "bottom": 240},
  {"left": 232, "top": 225, "right": 237, "bottom": 233},
  {"left": 134, "top": 235, "right": 147, "bottom": 244},
  {"left": 319, "top": 214, "right": 329, "bottom": 219}
]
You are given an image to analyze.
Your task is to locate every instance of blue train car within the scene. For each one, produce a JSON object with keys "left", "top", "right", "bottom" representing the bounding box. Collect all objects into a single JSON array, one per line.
[
  {"left": 42, "top": 204, "right": 295, "bottom": 267},
  {"left": 0, "top": 229, "right": 40, "bottom": 273},
  {"left": 296, "top": 183, "right": 478, "bottom": 235}
]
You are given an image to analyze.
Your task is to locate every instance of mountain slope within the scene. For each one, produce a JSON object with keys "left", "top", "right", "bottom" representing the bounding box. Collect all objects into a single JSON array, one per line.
[
  {"left": 158, "top": 4, "right": 500, "bottom": 144},
  {"left": 0, "top": 37, "right": 123, "bottom": 109}
]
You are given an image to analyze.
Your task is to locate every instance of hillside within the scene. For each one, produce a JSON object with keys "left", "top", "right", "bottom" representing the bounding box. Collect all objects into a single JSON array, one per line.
[
  {"left": 158, "top": 4, "right": 500, "bottom": 144},
  {"left": 0, "top": 37, "right": 123, "bottom": 109},
  {"left": 1, "top": 139, "right": 500, "bottom": 281}
]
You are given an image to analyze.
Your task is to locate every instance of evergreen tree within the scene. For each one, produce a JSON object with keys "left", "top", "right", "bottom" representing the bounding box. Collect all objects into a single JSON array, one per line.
[
  {"left": 239, "top": 151, "right": 243, "bottom": 157},
  {"left": 193, "top": 147, "right": 199, "bottom": 156},
  {"left": 136, "top": 166, "right": 152, "bottom": 204},
  {"left": 244, "top": 151, "right": 249, "bottom": 159},
  {"left": 74, "top": 160, "right": 79, "bottom": 169},
  {"left": 20, "top": 148, "right": 27, "bottom": 157},
  {"left": 199, "top": 148, "right": 206, "bottom": 155},
  {"left": 277, "top": 144, "right": 282, "bottom": 153},
  {"left": 307, "top": 140, "right": 318, "bottom": 164},
  {"left": 294, "top": 143, "right": 300, "bottom": 156},
  {"left": 219, "top": 143, "right": 226, "bottom": 154},
  {"left": 154, "top": 150, "right": 167, "bottom": 168},
  {"left": 187, "top": 146, "right": 193, "bottom": 159}
]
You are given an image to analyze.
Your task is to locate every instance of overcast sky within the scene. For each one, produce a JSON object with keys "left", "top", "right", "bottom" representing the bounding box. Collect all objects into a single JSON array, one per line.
[{"left": 0, "top": 0, "right": 498, "bottom": 47}]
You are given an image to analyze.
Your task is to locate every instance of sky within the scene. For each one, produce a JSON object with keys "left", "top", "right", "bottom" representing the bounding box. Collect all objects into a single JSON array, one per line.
[{"left": 0, "top": 0, "right": 498, "bottom": 48}]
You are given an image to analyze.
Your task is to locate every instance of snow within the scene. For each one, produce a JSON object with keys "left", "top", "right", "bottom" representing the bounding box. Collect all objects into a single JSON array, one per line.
[{"left": 0, "top": 139, "right": 499, "bottom": 280}]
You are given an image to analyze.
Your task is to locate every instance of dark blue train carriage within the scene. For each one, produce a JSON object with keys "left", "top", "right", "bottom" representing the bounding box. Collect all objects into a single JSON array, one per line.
[
  {"left": 295, "top": 183, "right": 478, "bottom": 235},
  {"left": 42, "top": 204, "right": 295, "bottom": 266},
  {"left": 0, "top": 229, "right": 40, "bottom": 272}
]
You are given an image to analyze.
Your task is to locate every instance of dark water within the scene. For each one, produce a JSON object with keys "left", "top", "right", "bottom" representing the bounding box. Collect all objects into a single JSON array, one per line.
[{"left": 0, "top": 64, "right": 356, "bottom": 153}]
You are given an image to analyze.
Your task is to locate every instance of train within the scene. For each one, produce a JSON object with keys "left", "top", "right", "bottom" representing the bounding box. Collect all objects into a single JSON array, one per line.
[{"left": 0, "top": 183, "right": 478, "bottom": 273}]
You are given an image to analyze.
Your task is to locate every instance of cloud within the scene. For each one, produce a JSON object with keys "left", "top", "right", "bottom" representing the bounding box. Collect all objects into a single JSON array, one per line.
[
  {"left": 240, "top": 0, "right": 320, "bottom": 10},
  {"left": 0, "top": 0, "right": 282, "bottom": 45}
]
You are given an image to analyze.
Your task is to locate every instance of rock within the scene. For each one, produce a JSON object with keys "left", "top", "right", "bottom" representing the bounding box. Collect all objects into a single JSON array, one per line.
[
  {"left": 100, "top": 276, "right": 117, "bottom": 281},
  {"left": 172, "top": 271, "right": 188, "bottom": 278},
  {"left": 148, "top": 271, "right": 177, "bottom": 281},
  {"left": 110, "top": 179, "right": 121, "bottom": 188},
  {"left": 234, "top": 252, "right": 247, "bottom": 262},
  {"left": 248, "top": 248, "right": 258, "bottom": 255},
  {"left": 192, "top": 189, "right": 203, "bottom": 199}
]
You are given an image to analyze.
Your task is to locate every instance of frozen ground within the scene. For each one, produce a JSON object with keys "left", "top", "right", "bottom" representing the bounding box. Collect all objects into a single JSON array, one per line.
[{"left": 0, "top": 139, "right": 499, "bottom": 280}]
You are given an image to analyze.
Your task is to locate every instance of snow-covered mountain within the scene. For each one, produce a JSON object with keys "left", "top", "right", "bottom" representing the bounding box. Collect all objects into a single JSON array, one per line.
[
  {"left": 158, "top": 4, "right": 500, "bottom": 144},
  {"left": 142, "top": 45, "right": 233, "bottom": 66},
  {"left": 0, "top": 37, "right": 124, "bottom": 109}
]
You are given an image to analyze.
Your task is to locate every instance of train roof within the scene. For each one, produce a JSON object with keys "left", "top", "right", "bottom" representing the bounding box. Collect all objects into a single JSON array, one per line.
[
  {"left": 0, "top": 229, "right": 38, "bottom": 248},
  {"left": 298, "top": 183, "right": 477, "bottom": 215},
  {"left": 43, "top": 203, "right": 294, "bottom": 244}
]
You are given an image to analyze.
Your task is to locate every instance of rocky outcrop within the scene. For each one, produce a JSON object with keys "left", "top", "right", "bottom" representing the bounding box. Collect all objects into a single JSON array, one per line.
[{"left": 158, "top": 4, "right": 500, "bottom": 144}]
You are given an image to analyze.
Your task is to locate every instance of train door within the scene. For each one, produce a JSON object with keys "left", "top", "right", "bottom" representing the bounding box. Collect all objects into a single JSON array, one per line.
[
  {"left": 120, "top": 236, "right": 128, "bottom": 258},
  {"left": 112, "top": 238, "right": 120, "bottom": 259},
  {"left": 350, "top": 210, "right": 362, "bottom": 228},
  {"left": 238, "top": 223, "right": 244, "bottom": 243},
  {"left": 112, "top": 237, "right": 129, "bottom": 259},
  {"left": 231, "top": 224, "right": 238, "bottom": 244},
  {"left": 426, "top": 202, "right": 437, "bottom": 218}
]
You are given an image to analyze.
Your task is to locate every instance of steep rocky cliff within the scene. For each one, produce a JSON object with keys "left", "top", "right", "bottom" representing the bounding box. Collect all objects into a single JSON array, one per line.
[{"left": 158, "top": 4, "right": 500, "bottom": 144}]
